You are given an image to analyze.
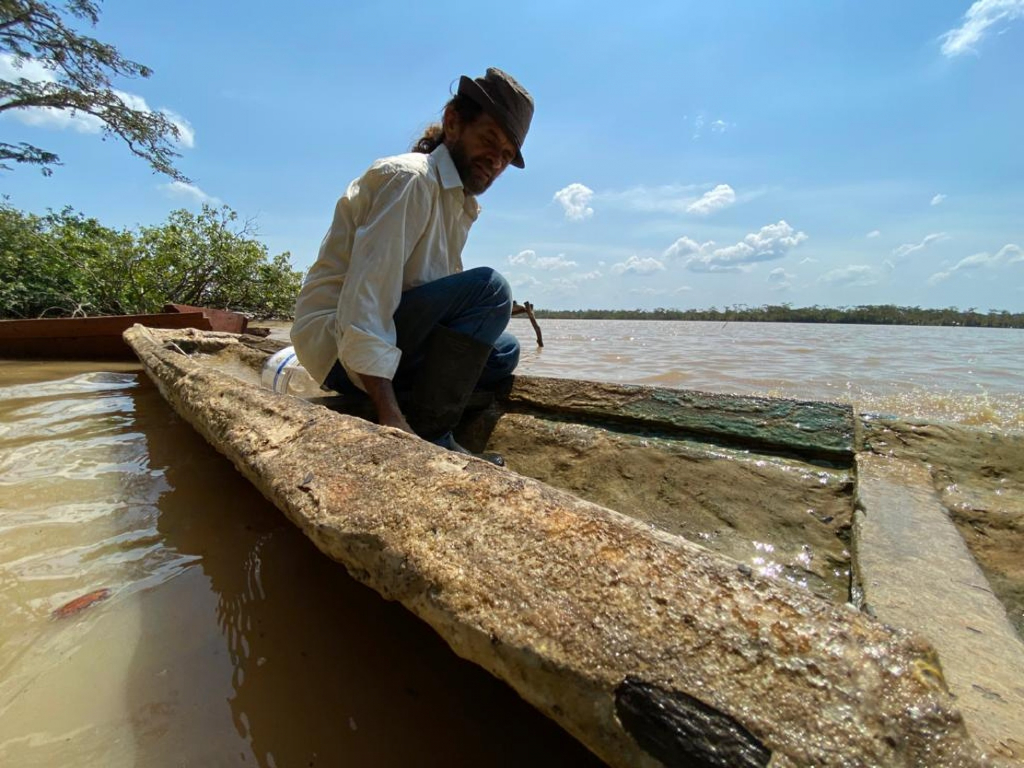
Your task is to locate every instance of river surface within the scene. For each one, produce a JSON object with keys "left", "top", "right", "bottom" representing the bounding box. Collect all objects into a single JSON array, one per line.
[{"left": 1, "top": 320, "right": 1021, "bottom": 766}]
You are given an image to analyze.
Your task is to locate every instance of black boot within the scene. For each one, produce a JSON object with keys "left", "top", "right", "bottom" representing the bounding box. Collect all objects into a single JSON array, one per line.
[{"left": 406, "top": 325, "right": 505, "bottom": 466}]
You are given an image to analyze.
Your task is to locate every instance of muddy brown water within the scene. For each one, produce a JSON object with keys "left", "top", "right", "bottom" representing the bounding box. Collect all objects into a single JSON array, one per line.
[
  {"left": 2, "top": 319, "right": 1023, "bottom": 765},
  {"left": 0, "top": 361, "right": 604, "bottom": 767}
]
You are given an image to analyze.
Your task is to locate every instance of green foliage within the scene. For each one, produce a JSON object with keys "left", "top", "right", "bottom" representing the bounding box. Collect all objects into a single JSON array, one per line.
[
  {"left": 0, "top": 0, "right": 186, "bottom": 179},
  {"left": 0, "top": 202, "right": 302, "bottom": 318},
  {"left": 533, "top": 304, "right": 1024, "bottom": 328}
]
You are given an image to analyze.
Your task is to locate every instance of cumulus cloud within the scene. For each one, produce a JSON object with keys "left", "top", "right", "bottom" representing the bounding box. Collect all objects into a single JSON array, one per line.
[
  {"left": 940, "top": 0, "right": 1024, "bottom": 57},
  {"left": 161, "top": 109, "right": 195, "bottom": 148},
  {"left": 627, "top": 286, "right": 692, "bottom": 297},
  {"left": 508, "top": 274, "right": 541, "bottom": 290},
  {"left": 161, "top": 181, "right": 221, "bottom": 205},
  {"left": 508, "top": 249, "right": 536, "bottom": 266},
  {"left": 535, "top": 255, "right": 578, "bottom": 270},
  {"left": 867, "top": 230, "right": 882, "bottom": 238},
  {"left": 820, "top": 265, "right": 880, "bottom": 287},
  {"left": 665, "top": 221, "right": 809, "bottom": 273},
  {"left": 686, "top": 184, "right": 736, "bottom": 216},
  {"left": 507, "top": 250, "right": 578, "bottom": 270},
  {"left": 690, "top": 113, "right": 733, "bottom": 140},
  {"left": 931, "top": 193, "right": 947, "bottom": 206},
  {"left": 553, "top": 183, "right": 595, "bottom": 221},
  {"left": 0, "top": 53, "right": 194, "bottom": 147},
  {"left": 928, "top": 243, "right": 1023, "bottom": 284},
  {"left": 516, "top": 270, "right": 604, "bottom": 296},
  {"left": 610, "top": 255, "right": 666, "bottom": 275},
  {"left": 768, "top": 267, "right": 795, "bottom": 290},
  {"left": 892, "top": 232, "right": 950, "bottom": 260}
]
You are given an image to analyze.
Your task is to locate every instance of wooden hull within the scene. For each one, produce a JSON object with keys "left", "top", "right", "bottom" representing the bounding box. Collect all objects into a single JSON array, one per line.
[
  {"left": 0, "top": 306, "right": 247, "bottom": 360},
  {"left": 123, "top": 326, "right": 1024, "bottom": 767}
]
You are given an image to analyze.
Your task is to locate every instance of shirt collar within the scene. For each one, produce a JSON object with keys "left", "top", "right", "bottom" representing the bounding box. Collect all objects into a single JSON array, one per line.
[{"left": 430, "top": 144, "right": 481, "bottom": 221}]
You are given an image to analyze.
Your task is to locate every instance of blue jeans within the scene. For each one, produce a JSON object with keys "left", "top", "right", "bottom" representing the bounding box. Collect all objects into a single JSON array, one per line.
[{"left": 324, "top": 266, "right": 520, "bottom": 396}]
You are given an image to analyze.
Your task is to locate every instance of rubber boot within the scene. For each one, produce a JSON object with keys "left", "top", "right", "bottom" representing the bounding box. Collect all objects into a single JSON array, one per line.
[{"left": 406, "top": 325, "right": 505, "bottom": 466}]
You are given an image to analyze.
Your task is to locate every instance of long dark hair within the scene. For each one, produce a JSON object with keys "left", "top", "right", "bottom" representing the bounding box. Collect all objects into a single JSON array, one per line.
[{"left": 412, "top": 95, "right": 483, "bottom": 154}]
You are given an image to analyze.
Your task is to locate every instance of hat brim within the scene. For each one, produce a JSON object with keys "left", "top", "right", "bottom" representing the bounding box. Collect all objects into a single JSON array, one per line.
[{"left": 458, "top": 76, "right": 525, "bottom": 169}]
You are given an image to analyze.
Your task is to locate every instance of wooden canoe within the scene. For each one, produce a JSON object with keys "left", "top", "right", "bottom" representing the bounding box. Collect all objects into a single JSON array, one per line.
[
  {"left": 124, "top": 326, "right": 1024, "bottom": 767},
  {"left": 0, "top": 305, "right": 248, "bottom": 360}
]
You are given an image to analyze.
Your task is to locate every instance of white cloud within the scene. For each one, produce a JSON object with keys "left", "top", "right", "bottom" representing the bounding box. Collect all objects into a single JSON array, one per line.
[
  {"left": 931, "top": 193, "right": 947, "bottom": 206},
  {"left": 666, "top": 220, "right": 809, "bottom": 273},
  {"left": 866, "top": 230, "right": 881, "bottom": 238},
  {"left": 535, "top": 255, "right": 578, "bottom": 270},
  {"left": 507, "top": 250, "right": 577, "bottom": 270},
  {"left": 553, "top": 183, "right": 594, "bottom": 221},
  {"left": 768, "top": 267, "right": 795, "bottom": 290},
  {"left": 161, "top": 181, "right": 221, "bottom": 206},
  {"left": 892, "top": 232, "right": 950, "bottom": 260},
  {"left": 686, "top": 184, "right": 736, "bottom": 216},
  {"left": 509, "top": 274, "right": 541, "bottom": 290},
  {"left": 690, "top": 114, "right": 732, "bottom": 140},
  {"left": 0, "top": 53, "right": 55, "bottom": 83},
  {"left": 940, "top": 0, "right": 1024, "bottom": 57},
  {"left": 628, "top": 286, "right": 692, "bottom": 296},
  {"left": 0, "top": 53, "right": 194, "bottom": 147},
  {"left": 610, "top": 255, "right": 666, "bottom": 276},
  {"left": 508, "top": 249, "right": 536, "bottom": 266},
  {"left": 161, "top": 109, "right": 195, "bottom": 148},
  {"left": 820, "top": 265, "right": 880, "bottom": 287},
  {"left": 518, "top": 270, "right": 604, "bottom": 296},
  {"left": 928, "top": 243, "right": 1023, "bottom": 284}
]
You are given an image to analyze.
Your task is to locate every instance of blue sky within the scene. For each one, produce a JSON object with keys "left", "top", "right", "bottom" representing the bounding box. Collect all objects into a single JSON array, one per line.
[{"left": 3, "top": 0, "right": 1023, "bottom": 312}]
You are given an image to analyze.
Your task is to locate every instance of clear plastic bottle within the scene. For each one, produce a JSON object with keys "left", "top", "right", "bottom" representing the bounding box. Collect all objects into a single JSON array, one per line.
[{"left": 261, "top": 346, "right": 322, "bottom": 397}]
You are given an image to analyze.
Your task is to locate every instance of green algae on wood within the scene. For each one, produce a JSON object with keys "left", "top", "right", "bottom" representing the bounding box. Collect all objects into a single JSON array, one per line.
[{"left": 504, "top": 376, "right": 856, "bottom": 462}]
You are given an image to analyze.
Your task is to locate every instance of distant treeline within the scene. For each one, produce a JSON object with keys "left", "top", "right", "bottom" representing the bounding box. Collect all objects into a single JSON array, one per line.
[{"left": 531, "top": 305, "right": 1024, "bottom": 328}]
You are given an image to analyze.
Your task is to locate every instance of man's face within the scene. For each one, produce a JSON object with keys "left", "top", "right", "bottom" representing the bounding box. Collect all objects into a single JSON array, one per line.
[{"left": 445, "top": 112, "right": 517, "bottom": 196}]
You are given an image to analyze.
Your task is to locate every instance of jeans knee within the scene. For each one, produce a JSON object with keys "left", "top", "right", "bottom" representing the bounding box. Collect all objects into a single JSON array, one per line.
[{"left": 465, "top": 266, "right": 512, "bottom": 307}]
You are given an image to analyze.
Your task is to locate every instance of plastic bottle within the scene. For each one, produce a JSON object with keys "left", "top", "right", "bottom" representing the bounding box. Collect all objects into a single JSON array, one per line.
[{"left": 261, "top": 346, "right": 322, "bottom": 397}]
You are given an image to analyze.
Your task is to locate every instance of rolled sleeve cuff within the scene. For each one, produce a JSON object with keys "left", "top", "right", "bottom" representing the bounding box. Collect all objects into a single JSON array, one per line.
[{"left": 338, "top": 325, "right": 402, "bottom": 384}]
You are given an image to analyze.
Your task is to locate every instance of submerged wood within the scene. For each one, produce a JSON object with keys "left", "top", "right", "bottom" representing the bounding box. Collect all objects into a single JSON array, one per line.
[{"left": 124, "top": 326, "right": 996, "bottom": 767}]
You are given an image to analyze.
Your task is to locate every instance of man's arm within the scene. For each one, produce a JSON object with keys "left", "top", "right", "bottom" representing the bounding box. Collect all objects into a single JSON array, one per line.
[
  {"left": 333, "top": 167, "right": 431, "bottom": 432},
  {"left": 358, "top": 374, "right": 413, "bottom": 434}
]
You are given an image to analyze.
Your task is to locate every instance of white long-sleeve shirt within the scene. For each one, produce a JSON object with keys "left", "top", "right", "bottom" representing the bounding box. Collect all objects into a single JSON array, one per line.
[{"left": 290, "top": 144, "right": 480, "bottom": 387}]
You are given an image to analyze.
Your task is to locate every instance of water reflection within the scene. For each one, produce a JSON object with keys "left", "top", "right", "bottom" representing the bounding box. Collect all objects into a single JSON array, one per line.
[
  {"left": 0, "top": 364, "right": 603, "bottom": 767},
  {"left": 136, "top": 376, "right": 605, "bottom": 767}
]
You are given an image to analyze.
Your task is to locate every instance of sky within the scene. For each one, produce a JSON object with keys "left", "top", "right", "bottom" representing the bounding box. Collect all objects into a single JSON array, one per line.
[{"left": 2, "top": 0, "right": 1023, "bottom": 312}]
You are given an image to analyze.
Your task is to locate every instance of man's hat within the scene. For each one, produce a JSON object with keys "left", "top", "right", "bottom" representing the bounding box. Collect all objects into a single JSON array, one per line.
[{"left": 457, "top": 67, "right": 533, "bottom": 169}]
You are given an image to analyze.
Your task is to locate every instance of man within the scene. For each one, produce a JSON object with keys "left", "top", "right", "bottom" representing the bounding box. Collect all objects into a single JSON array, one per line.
[{"left": 290, "top": 68, "right": 533, "bottom": 465}]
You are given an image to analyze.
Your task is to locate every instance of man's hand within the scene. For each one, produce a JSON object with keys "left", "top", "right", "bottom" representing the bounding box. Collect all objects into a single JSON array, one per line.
[
  {"left": 511, "top": 301, "right": 528, "bottom": 316},
  {"left": 358, "top": 374, "right": 415, "bottom": 435}
]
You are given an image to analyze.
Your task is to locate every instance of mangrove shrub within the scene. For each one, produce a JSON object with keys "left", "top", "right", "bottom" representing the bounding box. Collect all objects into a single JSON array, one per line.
[{"left": 0, "top": 202, "right": 302, "bottom": 318}]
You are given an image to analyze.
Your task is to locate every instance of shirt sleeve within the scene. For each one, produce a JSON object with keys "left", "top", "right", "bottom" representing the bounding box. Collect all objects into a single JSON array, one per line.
[{"left": 335, "top": 167, "right": 432, "bottom": 381}]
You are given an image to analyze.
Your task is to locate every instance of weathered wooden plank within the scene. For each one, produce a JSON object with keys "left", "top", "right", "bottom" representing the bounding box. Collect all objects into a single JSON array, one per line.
[
  {"left": 854, "top": 454, "right": 1024, "bottom": 764},
  {"left": 504, "top": 376, "right": 856, "bottom": 462},
  {"left": 125, "top": 326, "right": 986, "bottom": 768}
]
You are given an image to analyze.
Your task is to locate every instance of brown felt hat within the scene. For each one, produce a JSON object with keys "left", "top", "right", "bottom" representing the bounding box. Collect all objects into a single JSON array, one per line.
[{"left": 457, "top": 67, "right": 533, "bottom": 168}]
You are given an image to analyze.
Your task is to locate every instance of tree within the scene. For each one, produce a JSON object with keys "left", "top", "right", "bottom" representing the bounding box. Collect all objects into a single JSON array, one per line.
[
  {"left": 0, "top": 0, "right": 186, "bottom": 179},
  {"left": 0, "top": 202, "right": 303, "bottom": 318}
]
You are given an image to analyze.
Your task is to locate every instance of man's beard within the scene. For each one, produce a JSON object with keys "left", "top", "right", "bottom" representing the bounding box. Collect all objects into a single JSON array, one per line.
[{"left": 448, "top": 139, "right": 493, "bottom": 196}]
